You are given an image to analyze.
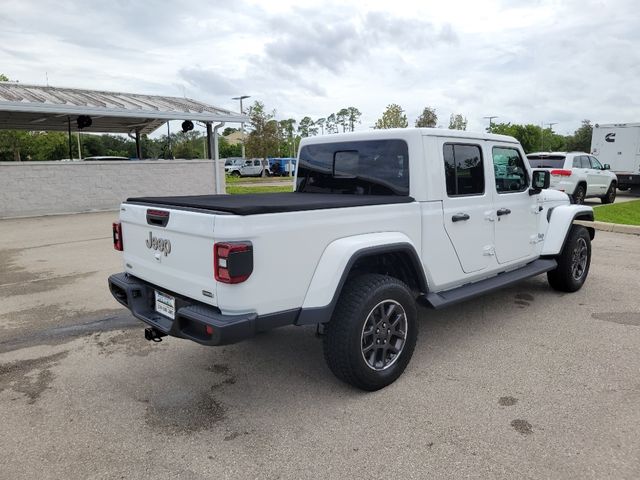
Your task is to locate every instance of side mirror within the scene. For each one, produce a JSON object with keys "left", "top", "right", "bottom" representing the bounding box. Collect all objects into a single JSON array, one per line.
[
  {"left": 529, "top": 170, "right": 550, "bottom": 195},
  {"left": 603, "top": 164, "right": 610, "bottom": 170}
]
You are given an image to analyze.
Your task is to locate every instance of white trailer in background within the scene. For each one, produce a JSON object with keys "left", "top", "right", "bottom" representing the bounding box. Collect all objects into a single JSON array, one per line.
[{"left": 591, "top": 123, "right": 640, "bottom": 190}]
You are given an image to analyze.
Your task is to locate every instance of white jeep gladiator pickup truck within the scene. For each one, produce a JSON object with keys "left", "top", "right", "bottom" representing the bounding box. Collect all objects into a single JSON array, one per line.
[{"left": 109, "top": 129, "right": 595, "bottom": 390}]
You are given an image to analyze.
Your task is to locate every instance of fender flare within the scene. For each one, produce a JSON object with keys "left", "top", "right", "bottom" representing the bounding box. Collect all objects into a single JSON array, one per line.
[
  {"left": 541, "top": 205, "right": 594, "bottom": 256},
  {"left": 296, "top": 233, "right": 426, "bottom": 326}
]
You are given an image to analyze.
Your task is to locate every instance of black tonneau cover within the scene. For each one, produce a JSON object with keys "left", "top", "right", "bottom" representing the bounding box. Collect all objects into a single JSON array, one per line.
[{"left": 126, "top": 192, "right": 415, "bottom": 216}]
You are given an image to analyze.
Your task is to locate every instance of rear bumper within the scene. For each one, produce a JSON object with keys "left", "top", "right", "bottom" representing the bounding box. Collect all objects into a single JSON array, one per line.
[
  {"left": 614, "top": 173, "right": 640, "bottom": 187},
  {"left": 108, "top": 272, "right": 297, "bottom": 346}
]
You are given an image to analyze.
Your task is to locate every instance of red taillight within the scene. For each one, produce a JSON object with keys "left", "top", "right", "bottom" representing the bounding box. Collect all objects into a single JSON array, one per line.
[
  {"left": 550, "top": 169, "right": 572, "bottom": 177},
  {"left": 214, "top": 242, "right": 253, "bottom": 284},
  {"left": 112, "top": 222, "right": 123, "bottom": 251}
]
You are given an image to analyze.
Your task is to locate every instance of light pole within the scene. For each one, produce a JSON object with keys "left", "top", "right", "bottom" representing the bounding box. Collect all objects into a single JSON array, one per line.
[
  {"left": 483, "top": 116, "right": 498, "bottom": 133},
  {"left": 232, "top": 95, "right": 250, "bottom": 158},
  {"left": 541, "top": 122, "right": 557, "bottom": 151}
]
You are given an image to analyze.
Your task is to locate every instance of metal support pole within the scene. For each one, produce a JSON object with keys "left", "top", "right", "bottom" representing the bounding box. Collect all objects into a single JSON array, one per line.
[
  {"left": 76, "top": 132, "right": 82, "bottom": 160},
  {"left": 239, "top": 97, "right": 246, "bottom": 159},
  {"left": 232, "top": 95, "right": 250, "bottom": 158},
  {"left": 67, "top": 117, "right": 73, "bottom": 160},
  {"left": 206, "top": 122, "right": 213, "bottom": 160},
  {"left": 207, "top": 122, "right": 225, "bottom": 194},
  {"left": 135, "top": 130, "right": 142, "bottom": 160},
  {"left": 166, "top": 122, "right": 172, "bottom": 159},
  {"left": 213, "top": 122, "right": 225, "bottom": 194}
]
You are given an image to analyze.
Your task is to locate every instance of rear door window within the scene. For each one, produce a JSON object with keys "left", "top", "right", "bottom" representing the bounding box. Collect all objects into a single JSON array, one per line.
[
  {"left": 579, "top": 156, "right": 592, "bottom": 168},
  {"left": 296, "top": 139, "right": 409, "bottom": 195},
  {"left": 443, "top": 143, "right": 484, "bottom": 196}
]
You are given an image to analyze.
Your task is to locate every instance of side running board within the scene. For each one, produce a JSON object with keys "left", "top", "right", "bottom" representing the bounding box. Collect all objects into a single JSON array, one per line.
[{"left": 422, "top": 258, "right": 557, "bottom": 310}]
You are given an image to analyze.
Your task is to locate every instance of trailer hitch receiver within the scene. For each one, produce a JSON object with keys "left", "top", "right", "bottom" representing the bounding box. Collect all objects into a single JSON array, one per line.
[{"left": 144, "top": 327, "right": 166, "bottom": 343}]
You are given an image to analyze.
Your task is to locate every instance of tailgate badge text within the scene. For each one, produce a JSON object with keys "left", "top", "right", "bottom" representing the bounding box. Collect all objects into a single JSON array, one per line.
[{"left": 146, "top": 232, "right": 171, "bottom": 256}]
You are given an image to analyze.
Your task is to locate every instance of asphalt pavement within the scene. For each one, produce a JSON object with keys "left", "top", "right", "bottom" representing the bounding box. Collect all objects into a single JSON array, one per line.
[{"left": 1, "top": 212, "right": 639, "bottom": 479}]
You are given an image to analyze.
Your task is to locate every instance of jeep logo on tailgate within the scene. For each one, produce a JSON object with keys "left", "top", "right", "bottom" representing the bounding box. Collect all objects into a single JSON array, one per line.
[{"left": 146, "top": 232, "right": 171, "bottom": 256}]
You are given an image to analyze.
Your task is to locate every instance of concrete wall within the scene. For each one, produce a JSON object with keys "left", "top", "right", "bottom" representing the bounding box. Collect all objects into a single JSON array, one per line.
[{"left": 0, "top": 160, "right": 226, "bottom": 218}]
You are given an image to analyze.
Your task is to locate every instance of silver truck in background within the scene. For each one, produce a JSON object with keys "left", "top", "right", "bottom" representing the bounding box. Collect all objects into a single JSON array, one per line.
[{"left": 591, "top": 123, "right": 640, "bottom": 191}]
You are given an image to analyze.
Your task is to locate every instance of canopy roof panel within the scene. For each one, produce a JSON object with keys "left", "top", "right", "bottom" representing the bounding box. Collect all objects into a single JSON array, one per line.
[{"left": 0, "top": 82, "right": 248, "bottom": 134}]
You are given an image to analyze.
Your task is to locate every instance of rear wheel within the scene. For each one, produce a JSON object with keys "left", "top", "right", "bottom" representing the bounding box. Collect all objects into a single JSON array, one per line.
[
  {"left": 572, "top": 184, "right": 586, "bottom": 204},
  {"left": 547, "top": 225, "right": 591, "bottom": 292},
  {"left": 600, "top": 182, "right": 616, "bottom": 204},
  {"left": 323, "top": 274, "right": 417, "bottom": 391}
]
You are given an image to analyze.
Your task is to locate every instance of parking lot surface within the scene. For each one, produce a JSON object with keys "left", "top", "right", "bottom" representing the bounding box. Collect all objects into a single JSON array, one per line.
[{"left": 1, "top": 212, "right": 639, "bottom": 479}]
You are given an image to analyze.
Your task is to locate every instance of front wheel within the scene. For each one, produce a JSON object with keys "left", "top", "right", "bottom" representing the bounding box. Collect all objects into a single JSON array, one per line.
[
  {"left": 600, "top": 182, "right": 616, "bottom": 204},
  {"left": 323, "top": 274, "right": 418, "bottom": 391},
  {"left": 547, "top": 225, "right": 591, "bottom": 292}
]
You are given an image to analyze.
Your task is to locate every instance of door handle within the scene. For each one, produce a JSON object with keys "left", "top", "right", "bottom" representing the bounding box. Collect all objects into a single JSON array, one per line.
[
  {"left": 452, "top": 213, "right": 470, "bottom": 222},
  {"left": 497, "top": 208, "right": 511, "bottom": 216}
]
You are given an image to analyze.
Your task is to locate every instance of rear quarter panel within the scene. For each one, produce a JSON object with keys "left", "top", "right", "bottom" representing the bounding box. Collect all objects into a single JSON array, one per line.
[{"left": 214, "top": 202, "right": 422, "bottom": 315}]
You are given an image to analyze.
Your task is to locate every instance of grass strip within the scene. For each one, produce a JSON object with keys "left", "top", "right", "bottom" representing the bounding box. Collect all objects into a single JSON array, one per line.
[{"left": 594, "top": 199, "right": 640, "bottom": 226}]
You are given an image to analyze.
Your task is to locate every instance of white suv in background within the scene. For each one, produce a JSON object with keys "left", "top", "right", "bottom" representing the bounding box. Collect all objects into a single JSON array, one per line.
[{"left": 527, "top": 152, "right": 618, "bottom": 204}]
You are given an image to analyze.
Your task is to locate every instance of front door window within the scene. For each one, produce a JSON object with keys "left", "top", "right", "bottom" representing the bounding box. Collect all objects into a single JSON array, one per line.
[{"left": 492, "top": 147, "right": 528, "bottom": 193}]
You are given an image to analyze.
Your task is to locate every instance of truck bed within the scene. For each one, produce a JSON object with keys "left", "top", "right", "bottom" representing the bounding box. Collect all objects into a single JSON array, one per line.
[{"left": 126, "top": 192, "right": 415, "bottom": 215}]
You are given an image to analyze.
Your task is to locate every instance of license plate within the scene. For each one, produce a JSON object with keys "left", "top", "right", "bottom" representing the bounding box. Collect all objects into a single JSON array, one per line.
[{"left": 155, "top": 290, "right": 175, "bottom": 319}]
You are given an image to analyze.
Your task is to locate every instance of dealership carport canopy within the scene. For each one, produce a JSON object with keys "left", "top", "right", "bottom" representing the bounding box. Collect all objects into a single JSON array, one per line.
[
  {"left": 0, "top": 81, "right": 247, "bottom": 161},
  {"left": 0, "top": 82, "right": 247, "bottom": 133}
]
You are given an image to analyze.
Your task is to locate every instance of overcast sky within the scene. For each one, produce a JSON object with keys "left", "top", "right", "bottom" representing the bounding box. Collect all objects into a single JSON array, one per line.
[{"left": 1, "top": 0, "right": 639, "bottom": 135}]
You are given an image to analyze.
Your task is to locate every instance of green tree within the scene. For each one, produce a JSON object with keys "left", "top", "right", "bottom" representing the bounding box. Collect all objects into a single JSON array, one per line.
[
  {"left": 219, "top": 136, "right": 242, "bottom": 158},
  {"left": 415, "top": 106, "right": 437, "bottom": 128},
  {"left": 245, "top": 101, "right": 279, "bottom": 161},
  {"left": 0, "top": 73, "right": 9, "bottom": 82},
  {"left": 325, "top": 114, "right": 337, "bottom": 134},
  {"left": 336, "top": 108, "right": 350, "bottom": 132},
  {"left": 490, "top": 123, "right": 548, "bottom": 153},
  {"left": 298, "top": 116, "right": 315, "bottom": 137},
  {"left": 346, "top": 107, "right": 361, "bottom": 132},
  {"left": 566, "top": 120, "right": 592, "bottom": 152},
  {"left": 279, "top": 118, "right": 297, "bottom": 157},
  {"left": 0, "top": 130, "right": 28, "bottom": 161},
  {"left": 315, "top": 117, "right": 326, "bottom": 135},
  {"left": 172, "top": 131, "right": 204, "bottom": 159},
  {"left": 28, "top": 131, "right": 70, "bottom": 160},
  {"left": 309, "top": 121, "right": 319, "bottom": 136},
  {"left": 540, "top": 128, "right": 566, "bottom": 152},
  {"left": 374, "top": 104, "right": 408, "bottom": 129},
  {"left": 448, "top": 114, "right": 468, "bottom": 130},
  {"left": 222, "top": 127, "right": 239, "bottom": 136}
]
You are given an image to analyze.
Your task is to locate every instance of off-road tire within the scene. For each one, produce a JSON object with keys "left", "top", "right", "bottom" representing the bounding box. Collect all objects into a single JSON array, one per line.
[
  {"left": 600, "top": 182, "right": 616, "bottom": 204},
  {"left": 323, "top": 274, "right": 418, "bottom": 391},
  {"left": 231, "top": 170, "right": 241, "bottom": 177},
  {"left": 547, "top": 225, "right": 591, "bottom": 292},
  {"left": 572, "top": 184, "right": 586, "bottom": 204}
]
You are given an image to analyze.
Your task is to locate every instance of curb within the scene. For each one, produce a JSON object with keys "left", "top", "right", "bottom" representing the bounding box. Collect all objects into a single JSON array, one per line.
[{"left": 574, "top": 220, "right": 640, "bottom": 236}]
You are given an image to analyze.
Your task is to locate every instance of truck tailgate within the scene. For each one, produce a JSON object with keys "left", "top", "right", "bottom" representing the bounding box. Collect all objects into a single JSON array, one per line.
[{"left": 119, "top": 203, "right": 218, "bottom": 306}]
